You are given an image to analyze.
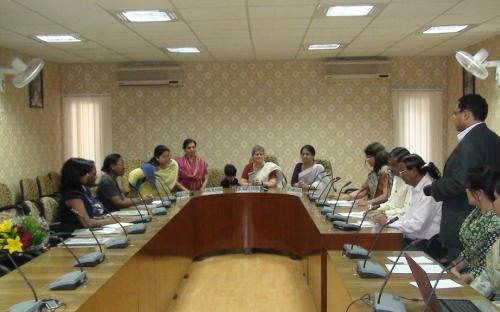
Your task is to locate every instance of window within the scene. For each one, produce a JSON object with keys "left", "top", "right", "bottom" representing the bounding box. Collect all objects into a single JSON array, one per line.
[
  {"left": 392, "top": 91, "right": 443, "bottom": 170},
  {"left": 62, "top": 96, "right": 112, "bottom": 169}
]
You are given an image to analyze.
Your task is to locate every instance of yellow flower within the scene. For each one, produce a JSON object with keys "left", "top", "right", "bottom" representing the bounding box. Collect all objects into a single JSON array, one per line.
[
  {"left": 3, "top": 236, "right": 23, "bottom": 254},
  {"left": 0, "top": 219, "right": 13, "bottom": 233}
]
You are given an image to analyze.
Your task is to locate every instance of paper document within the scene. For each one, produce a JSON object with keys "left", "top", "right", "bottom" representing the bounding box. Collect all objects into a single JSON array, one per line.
[
  {"left": 72, "top": 228, "right": 120, "bottom": 236},
  {"left": 112, "top": 210, "right": 149, "bottom": 217},
  {"left": 338, "top": 211, "right": 365, "bottom": 218},
  {"left": 103, "top": 222, "right": 133, "bottom": 229},
  {"left": 356, "top": 220, "right": 376, "bottom": 228},
  {"left": 152, "top": 200, "right": 162, "bottom": 205},
  {"left": 63, "top": 237, "right": 112, "bottom": 246},
  {"left": 326, "top": 200, "right": 354, "bottom": 207},
  {"left": 410, "top": 279, "right": 462, "bottom": 289},
  {"left": 387, "top": 264, "right": 444, "bottom": 274},
  {"left": 387, "top": 256, "right": 434, "bottom": 264}
]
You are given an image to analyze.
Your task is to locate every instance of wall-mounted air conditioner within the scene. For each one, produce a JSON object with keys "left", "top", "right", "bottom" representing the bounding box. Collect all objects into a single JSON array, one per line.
[
  {"left": 115, "top": 62, "right": 183, "bottom": 86},
  {"left": 323, "top": 58, "right": 391, "bottom": 81}
]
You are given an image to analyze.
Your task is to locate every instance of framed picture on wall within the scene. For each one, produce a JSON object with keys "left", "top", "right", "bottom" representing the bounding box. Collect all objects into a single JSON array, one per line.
[
  {"left": 29, "top": 70, "right": 43, "bottom": 108},
  {"left": 462, "top": 68, "right": 475, "bottom": 96}
]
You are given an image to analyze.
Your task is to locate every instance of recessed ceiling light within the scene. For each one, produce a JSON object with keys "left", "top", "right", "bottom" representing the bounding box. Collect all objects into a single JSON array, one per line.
[
  {"left": 166, "top": 47, "right": 200, "bottom": 53},
  {"left": 35, "top": 35, "right": 81, "bottom": 43},
  {"left": 118, "top": 10, "right": 175, "bottom": 22},
  {"left": 423, "top": 25, "right": 468, "bottom": 34},
  {"left": 326, "top": 5, "right": 374, "bottom": 17},
  {"left": 308, "top": 44, "right": 341, "bottom": 50}
]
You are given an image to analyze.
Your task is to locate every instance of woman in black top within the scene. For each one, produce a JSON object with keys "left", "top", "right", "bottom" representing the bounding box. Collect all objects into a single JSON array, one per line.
[{"left": 58, "top": 158, "right": 115, "bottom": 232}]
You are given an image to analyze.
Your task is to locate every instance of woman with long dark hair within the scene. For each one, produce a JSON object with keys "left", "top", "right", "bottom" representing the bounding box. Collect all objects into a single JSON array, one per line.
[
  {"left": 58, "top": 158, "right": 115, "bottom": 232},
  {"left": 128, "top": 145, "right": 179, "bottom": 197}
]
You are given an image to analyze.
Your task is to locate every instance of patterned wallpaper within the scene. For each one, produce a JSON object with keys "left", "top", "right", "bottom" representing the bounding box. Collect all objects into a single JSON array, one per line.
[
  {"left": 0, "top": 46, "right": 62, "bottom": 200},
  {"left": 61, "top": 57, "right": 448, "bottom": 186},
  {"left": 446, "top": 34, "right": 500, "bottom": 154}
]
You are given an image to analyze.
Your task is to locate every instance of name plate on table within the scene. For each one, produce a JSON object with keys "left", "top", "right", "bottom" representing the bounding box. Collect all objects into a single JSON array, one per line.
[
  {"left": 176, "top": 191, "right": 191, "bottom": 199},
  {"left": 286, "top": 187, "right": 303, "bottom": 197},
  {"left": 202, "top": 187, "right": 224, "bottom": 195},
  {"left": 236, "top": 186, "right": 265, "bottom": 193}
]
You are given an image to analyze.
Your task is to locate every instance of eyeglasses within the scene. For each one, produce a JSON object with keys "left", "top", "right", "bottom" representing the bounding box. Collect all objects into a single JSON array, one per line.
[{"left": 399, "top": 170, "right": 407, "bottom": 175}]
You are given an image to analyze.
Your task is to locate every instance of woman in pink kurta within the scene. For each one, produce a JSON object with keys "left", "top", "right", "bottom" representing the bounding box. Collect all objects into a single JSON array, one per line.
[{"left": 176, "top": 138, "right": 208, "bottom": 191}]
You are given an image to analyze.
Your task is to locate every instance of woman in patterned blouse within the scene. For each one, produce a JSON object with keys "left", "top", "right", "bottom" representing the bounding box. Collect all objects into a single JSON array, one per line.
[
  {"left": 470, "top": 172, "right": 500, "bottom": 306},
  {"left": 451, "top": 167, "right": 500, "bottom": 284}
]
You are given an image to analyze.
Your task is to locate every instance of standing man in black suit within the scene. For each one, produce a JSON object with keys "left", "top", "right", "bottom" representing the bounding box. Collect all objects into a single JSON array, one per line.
[{"left": 425, "top": 94, "right": 500, "bottom": 260}]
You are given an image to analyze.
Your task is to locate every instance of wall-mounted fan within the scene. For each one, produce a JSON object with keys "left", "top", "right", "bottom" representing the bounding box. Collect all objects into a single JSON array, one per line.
[
  {"left": 0, "top": 57, "right": 44, "bottom": 92},
  {"left": 455, "top": 49, "right": 500, "bottom": 87}
]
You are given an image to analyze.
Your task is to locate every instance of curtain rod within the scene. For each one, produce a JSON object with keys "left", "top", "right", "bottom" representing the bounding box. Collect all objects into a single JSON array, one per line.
[
  {"left": 391, "top": 88, "right": 442, "bottom": 92},
  {"left": 61, "top": 93, "right": 111, "bottom": 97}
]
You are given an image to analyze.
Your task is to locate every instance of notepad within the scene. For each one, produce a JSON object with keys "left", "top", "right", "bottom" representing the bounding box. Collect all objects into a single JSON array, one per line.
[
  {"left": 338, "top": 211, "right": 365, "bottom": 218},
  {"left": 326, "top": 200, "right": 354, "bottom": 207},
  {"left": 72, "top": 228, "right": 120, "bottom": 236},
  {"left": 356, "top": 220, "right": 376, "bottom": 228},
  {"left": 103, "top": 222, "right": 133, "bottom": 229},
  {"left": 387, "top": 264, "right": 444, "bottom": 274},
  {"left": 112, "top": 210, "right": 149, "bottom": 217},
  {"left": 387, "top": 256, "right": 434, "bottom": 264},
  {"left": 410, "top": 279, "right": 462, "bottom": 289}
]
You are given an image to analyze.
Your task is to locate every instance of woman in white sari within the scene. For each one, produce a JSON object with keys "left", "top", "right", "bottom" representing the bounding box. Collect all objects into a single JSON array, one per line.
[
  {"left": 291, "top": 145, "right": 325, "bottom": 190},
  {"left": 241, "top": 145, "right": 284, "bottom": 188}
]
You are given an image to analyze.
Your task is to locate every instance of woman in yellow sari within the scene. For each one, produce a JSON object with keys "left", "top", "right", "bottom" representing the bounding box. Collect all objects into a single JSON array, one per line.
[{"left": 128, "top": 145, "right": 178, "bottom": 198}]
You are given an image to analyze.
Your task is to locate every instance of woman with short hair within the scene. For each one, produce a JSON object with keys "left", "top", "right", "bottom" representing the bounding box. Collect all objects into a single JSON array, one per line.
[{"left": 241, "top": 145, "right": 283, "bottom": 188}]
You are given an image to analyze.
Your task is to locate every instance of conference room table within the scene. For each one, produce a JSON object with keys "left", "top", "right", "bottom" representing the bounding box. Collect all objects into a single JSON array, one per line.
[{"left": 0, "top": 189, "right": 406, "bottom": 312}]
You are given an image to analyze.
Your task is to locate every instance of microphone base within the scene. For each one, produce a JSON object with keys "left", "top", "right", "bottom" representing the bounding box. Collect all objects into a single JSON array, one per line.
[
  {"left": 320, "top": 207, "right": 333, "bottom": 215},
  {"left": 373, "top": 293, "right": 406, "bottom": 312},
  {"left": 342, "top": 244, "right": 369, "bottom": 259},
  {"left": 127, "top": 223, "right": 146, "bottom": 234},
  {"left": 49, "top": 271, "right": 87, "bottom": 290},
  {"left": 315, "top": 202, "right": 330, "bottom": 207},
  {"left": 152, "top": 207, "right": 167, "bottom": 216},
  {"left": 326, "top": 213, "right": 347, "bottom": 222},
  {"left": 7, "top": 300, "right": 45, "bottom": 312},
  {"left": 333, "top": 222, "right": 360, "bottom": 231},
  {"left": 130, "top": 215, "right": 152, "bottom": 223},
  {"left": 356, "top": 260, "right": 387, "bottom": 278},
  {"left": 74, "top": 251, "right": 105, "bottom": 267},
  {"left": 105, "top": 236, "right": 130, "bottom": 249}
]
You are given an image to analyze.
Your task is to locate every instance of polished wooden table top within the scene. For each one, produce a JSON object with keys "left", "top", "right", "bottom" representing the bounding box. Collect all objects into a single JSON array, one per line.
[
  {"left": 327, "top": 250, "right": 490, "bottom": 312},
  {"left": 0, "top": 190, "right": 403, "bottom": 311}
]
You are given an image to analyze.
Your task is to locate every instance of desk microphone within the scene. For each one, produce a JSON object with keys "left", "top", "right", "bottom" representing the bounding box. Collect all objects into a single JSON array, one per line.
[
  {"left": 342, "top": 204, "right": 380, "bottom": 258},
  {"left": 2, "top": 250, "right": 59, "bottom": 312},
  {"left": 320, "top": 181, "right": 351, "bottom": 215},
  {"left": 106, "top": 213, "right": 131, "bottom": 248},
  {"left": 150, "top": 179, "right": 170, "bottom": 215},
  {"left": 72, "top": 209, "right": 129, "bottom": 249},
  {"left": 68, "top": 211, "right": 105, "bottom": 266},
  {"left": 307, "top": 170, "right": 326, "bottom": 200},
  {"left": 356, "top": 216, "right": 399, "bottom": 279},
  {"left": 326, "top": 185, "right": 365, "bottom": 222},
  {"left": 121, "top": 197, "right": 147, "bottom": 234},
  {"left": 373, "top": 243, "right": 417, "bottom": 312},
  {"left": 49, "top": 237, "right": 87, "bottom": 290},
  {"left": 316, "top": 177, "right": 341, "bottom": 207},
  {"left": 309, "top": 172, "right": 329, "bottom": 201},
  {"left": 128, "top": 184, "right": 154, "bottom": 218},
  {"left": 154, "top": 174, "right": 177, "bottom": 202}
]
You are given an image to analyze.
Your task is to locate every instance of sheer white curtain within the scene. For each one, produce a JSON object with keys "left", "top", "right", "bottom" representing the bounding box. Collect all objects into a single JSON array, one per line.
[
  {"left": 392, "top": 90, "right": 443, "bottom": 170},
  {"left": 62, "top": 95, "right": 112, "bottom": 169}
]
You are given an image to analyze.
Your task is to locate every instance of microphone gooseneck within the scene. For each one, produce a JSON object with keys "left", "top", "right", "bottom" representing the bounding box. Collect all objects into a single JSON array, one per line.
[
  {"left": 345, "top": 187, "right": 368, "bottom": 224},
  {"left": 128, "top": 184, "right": 152, "bottom": 216},
  {"left": 362, "top": 216, "right": 399, "bottom": 268},
  {"left": 107, "top": 213, "right": 129, "bottom": 238},
  {"left": 330, "top": 181, "right": 352, "bottom": 214},
  {"left": 1, "top": 250, "right": 38, "bottom": 301},
  {"left": 71, "top": 209, "right": 103, "bottom": 254}
]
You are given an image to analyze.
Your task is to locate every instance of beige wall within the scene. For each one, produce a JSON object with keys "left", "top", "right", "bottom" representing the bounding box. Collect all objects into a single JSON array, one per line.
[
  {"left": 0, "top": 46, "right": 62, "bottom": 199},
  {"left": 447, "top": 34, "right": 500, "bottom": 153},
  {"left": 61, "top": 57, "right": 447, "bottom": 186}
]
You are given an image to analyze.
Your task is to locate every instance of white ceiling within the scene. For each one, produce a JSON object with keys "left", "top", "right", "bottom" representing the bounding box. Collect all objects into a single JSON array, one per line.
[{"left": 0, "top": 0, "right": 499, "bottom": 63}]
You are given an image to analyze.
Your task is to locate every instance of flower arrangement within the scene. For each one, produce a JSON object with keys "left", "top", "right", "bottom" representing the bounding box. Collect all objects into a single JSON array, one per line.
[{"left": 0, "top": 216, "right": 49, "bottom": 254}]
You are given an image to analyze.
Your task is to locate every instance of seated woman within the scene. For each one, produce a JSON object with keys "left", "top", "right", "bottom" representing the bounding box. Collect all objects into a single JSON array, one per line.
[
  {"left": 176, "top": 139, "right": 208, "bottom": 192},
  {"left": 291, "top": 145, "right": 325, "bottom": 190},
  {"left": 241, "top": 145, "right": 283, "bottom": 188},
  {"left": 97, "top": 153, "right": 153, "bottom": 212},
  {"left": 345, "top": 142, "right": 392, "bottom": 206},
  {"left": 451, "top": 167, "right": 500, "bottom": 284},
  {"left": 58, "top": 158, "right": 115, "bottom": 232},
  {"left": 372, "top": 154, "right": 443, "bottom": 257},
  {"left": 471, "top": 172, "right": 500, "bottom": 306},
  {"left": 129, "top": 145, "right": 179, "bottom": 197}
]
